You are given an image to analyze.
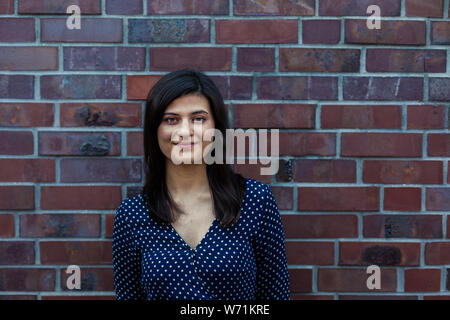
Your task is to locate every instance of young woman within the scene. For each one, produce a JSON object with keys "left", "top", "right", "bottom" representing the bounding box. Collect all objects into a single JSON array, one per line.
[{"left": 112, "top": 69, "right": 290, "bottom": 300}]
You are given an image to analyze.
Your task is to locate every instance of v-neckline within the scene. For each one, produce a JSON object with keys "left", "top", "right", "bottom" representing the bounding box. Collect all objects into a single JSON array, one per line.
[{"left": 170, "top": 218, "right": 218, "bottom": 251}]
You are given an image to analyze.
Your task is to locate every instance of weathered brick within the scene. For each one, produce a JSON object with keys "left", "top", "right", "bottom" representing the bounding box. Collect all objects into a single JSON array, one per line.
[
  {"left": 105, "top": 214, "right": 114, "bottom": 238},
  {"left": 282, "top": 214, "right": 358, "bottom": 237},
  {"left": 40, "top": 241, "right": 112, "bottom": 264},
  {"left": 0, "top": 75, "right": 34, "bottom": 99},
  {"left": 19, "top": 0, "right": 101, "bottom": 14},
  {"left": 148, "top": 0, "right": 228, "bottom": 15},
  {"left": 21, "top": 214, "right": 100, "bottom": 238},
  {"left": 286, "top": 242, "right": 334, "bottom": 265},
  {"left": 407, "top": 105, "right": 446, "bottom": 129},
  {"left": 237, "top": 48, "right": 275, "bottom": 72},
  {"left": 289, "top": 269, "right": 312, "bottom": 292},
  {"left": 127, "top": 131, "right": 143, "bottom": 156},
  {"left": 429, "top": 78, "right": 450, "bottom": 101},
  {"left": 40, "top": 75, "right": 121, "bottom": 99},
  {"left": 280, "top": 48, "right": 360, "bottom": 72},
  {"left": 298, "top": 187, "right": 379, "bottom": 211},
  {"left": 106, "top": 0, "right": 142, "bottom": 14},
  {"left": 363, "top": 160, "right": 443, "bottom": 184},
  {"left": 150, "top": 47, "right": 231, "bottom": 71},
  {"left": 0, "top": 0, "right": 13, "bottom": 13},
  {"left": 0, "top": 131, "right": 33, "bottom": 155},
  {"left": 426, "top": 188, "right": 450, "bottom": 211},
  {"left": 40, "top": 186, "right": 121, "bottom": 210},
  {"left": 428, "top": 134, "right": 450, "bottom": 156},
  {"left": 0, "top": 269, "right": 55, "bottom": 291},
  {"left": 292, "top": 159, "right": 356, "bottom": 183},
  {"left": 277, "top": 132, "right": 336, "bottom": 156},
  {"left": 0, "top": 47, "right": 58, "bottom": 71},
  {"left": 271, "top": 186, "right": 293, "bottom": 210},
  {"left": 343, "top": 77, "right": 423, "bottom": 101},
  {"left": 0, "top": 241, "right": 34, "bottom": 264},
  {"left": 41, "top": 18, "right": 122, "bottom": 42},
  {"left": 425, "top": 242, "right": 450, "bottom": 264},
  {"left": 405, "top": 269, "right": 441, "bottom": 292},
  {"left": 60, "top": 158, "right": 141, "bottom": 182},
  {"left": 322, "top": 105, "right": 402, "bottom": 129},
  {"left": 0, "top": 103, "right": 54, "bottom": 127},
  {"left": 41, "top": 295, "right": 115, "bottom": 300},
  {"left": 320, "top": 0, "right": 401, "bottom": 16},
  {"left": 0, "top": 159, "right": 55, "bottom": 182},
  {"left": 345, "top": 20, "right": 426, "bottom": 45},
  {"left": 234, "top": 0, "right": 314, "bottom": 16},
  {"left": 405, "top": 0, "right": 444, "bottom": 17},
  {"left": 38, "top": 131, "right": 121, "bottom": 156},
  {"left": 129, "top": 19, "right": 209, "bottom": 43},
  {"left": 0, "top": 186, "right": 34, "bottom": 210},
  {"left": 0, "top": 18, "right": 35, "bottom": 42},
  {"left": 342, "top": 133, "right": 422, "bottom": 157},
  {"left": 0, "top": 215, "right": 15, "bottom": 237},
  {"left": 127, "top": 75, "right": 162, "bottom": 100},
  {"left": 257, "top": 76, "right": 338, "bottom": 100},
  {"left": 208, "top": 76, "right": 252, "bottom": 100},
  {"left": 384, "top": 187, "right": 422, "bottom": 211},
  {"left": 366, "top": 49, "right": 446, "bottom": 73},
  {"left": 64, "top": 47, "right": 145, "bottom": 71},
  {"left": 432, "top": 22, "right": 450, "bottom": 44},
  {"left": 339, "top": 295, "right": 418, "bottom": 300},
  {"left": 60, "top": 268, "right": 113, "bottom": 291},
  {"left": 302, "top": 20, "right": 340, "bottom": 44},
  {"left": 233, "top": 104, "right": 315, "bottom": 129},
  {"left": 364, "top": 214, "right": 443, "bottom": 238},
  {"left": 339, "top": 242, "right": 420, "bottom": 266},
  {"left": 216, "top": 20, "right": 298, "bottom": 43},
  {"left": 60, "top": 103, "right": 141, "bottom": 127}
]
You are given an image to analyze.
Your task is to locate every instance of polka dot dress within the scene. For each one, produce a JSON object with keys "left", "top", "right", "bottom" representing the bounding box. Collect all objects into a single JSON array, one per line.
[{"left": 112, "top": 177, "right": 290, "bottom": 300}]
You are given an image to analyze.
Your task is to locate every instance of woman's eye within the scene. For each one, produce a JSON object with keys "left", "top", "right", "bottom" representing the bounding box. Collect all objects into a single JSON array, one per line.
[
  {"left": 194, "top": 117, "right": 206, "bottom": 122},
  {"left": 165, "top": 117, "right": 176, "bottom": 124}
]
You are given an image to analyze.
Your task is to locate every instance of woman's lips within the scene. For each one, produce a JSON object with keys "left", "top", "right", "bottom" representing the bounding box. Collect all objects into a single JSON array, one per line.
[{"left": 176, "top": 143, "right": 197, "bottom": 149}]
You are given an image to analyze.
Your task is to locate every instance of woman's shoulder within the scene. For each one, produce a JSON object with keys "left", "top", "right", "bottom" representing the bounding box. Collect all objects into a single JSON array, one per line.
[
  {"left": 243, "top": 177, "right": 272, "bottom": 195},
  {"left": 115, "top": 193, "right": 147, "bottom": 221}
]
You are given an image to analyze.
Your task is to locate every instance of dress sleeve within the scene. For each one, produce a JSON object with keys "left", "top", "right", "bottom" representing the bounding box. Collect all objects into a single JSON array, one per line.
[
  {"left": 112, "top": 201, "right": 147, "bottom": 300},
  {"left": 253, "top": 184, "right": 290, "bottom": 300}
]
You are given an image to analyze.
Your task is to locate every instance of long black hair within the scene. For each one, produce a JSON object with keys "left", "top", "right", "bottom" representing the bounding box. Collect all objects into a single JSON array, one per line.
[{"left": 141, "top": 68, "right": 247, "bottom": 228}]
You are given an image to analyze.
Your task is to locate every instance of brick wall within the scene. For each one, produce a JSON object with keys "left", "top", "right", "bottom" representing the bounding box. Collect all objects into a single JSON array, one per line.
[{"left": 0, "top": 0, "right": 449, "bottom": 300}]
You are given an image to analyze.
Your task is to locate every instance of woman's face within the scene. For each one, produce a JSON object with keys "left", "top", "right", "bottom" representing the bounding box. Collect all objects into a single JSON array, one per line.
[{"left": 157, "top": 93, "right": 216, "bottom": 165}]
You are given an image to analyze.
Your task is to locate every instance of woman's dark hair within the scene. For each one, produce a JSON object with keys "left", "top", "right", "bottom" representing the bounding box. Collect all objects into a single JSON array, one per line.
[{"left": 141, "top": 68, "right": 246, "bottom": 228}]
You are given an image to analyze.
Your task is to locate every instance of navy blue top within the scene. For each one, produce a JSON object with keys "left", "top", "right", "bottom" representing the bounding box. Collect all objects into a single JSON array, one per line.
[{"left": 112, "top": 177, "right": 290, "bottom": 300}]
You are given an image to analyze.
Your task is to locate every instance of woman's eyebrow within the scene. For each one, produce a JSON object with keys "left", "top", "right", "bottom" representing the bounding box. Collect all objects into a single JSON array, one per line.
[{"left": 163, "top": 110, "right": 209, "bottom": 115}]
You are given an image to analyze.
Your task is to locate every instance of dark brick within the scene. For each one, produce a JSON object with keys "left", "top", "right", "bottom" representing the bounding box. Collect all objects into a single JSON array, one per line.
[
  {"left": 0, "top": 159, "right": 55, "bottom": 182},
  {"left": 0, "top": 103, "right": 54, "bottom": 127},
  {"left": 0, "top": 241, "right": 35, "bottom": 264},
  {"left": 0, "top": 186, "right": 34, "bottom": 210},
  {"left": 20, "top": 214, "right": 100, "bottom": 237},
  {"left": 0, "top": 269, "right": 55, "bottom": 291},
  {"left": 106, "top": 0, "right": 142, "bottom": 14},
  {"left": 0, "top": 18, "right": 35, "bottom": 42},
  {"left": 432, "top": 22, "right": 450, "bottom": 44},
  {"left": 405, "top": 0, "right": 444, "bottom": 17},
  {"left": 0, "top": 75, "right": 34, "bottom": 99},
  {"left": 407, "top": 105, "right": 446, "bottom": 129},
  {"left": 19, "top": 0, "right": 101, "bottom": 14},
  {"left": 234, "top": 0, "right": 314, "bottom": 16},
  {"left": 0, "top": 0, "right": 13, "bottom": 14},
  {"left": 0, "top": 131, "right": 33, "bottom": 155},
  {"left": 237, "top": 48, "right": 275, "bottom": 72},
  {"left": 148, "top": 0, "right": 228, "bottom": 15},
  {"left": 0, "top": 47, "right": 58, "bottom": 71},
  {"left": 302, "top": 20, "right": 340, "bottom": 44},
  {"left": 320, "top": 0, "right": 401, "bottom": 16},
  {"left": 429, "top": 78, "right": 450, "bottom": 101}
]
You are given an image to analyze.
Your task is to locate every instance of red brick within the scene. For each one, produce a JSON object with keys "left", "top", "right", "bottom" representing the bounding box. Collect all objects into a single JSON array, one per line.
[
  {"left": 60, "top": 103, "right": 142, "bottom": 127},
  {"left": 257, "top": 76, "right": 338, "bottom": 100},
  {"left": 19, "top": 0, "right": 101, "bottom": 14},
  {"left": 302, "top": 20, "right": 340, "bottom": 44},
  {"left": 64, "top": 47, "right": 145, "bottom": 71},
  {"left": 0, "top": 215, "right": 14, "bottom": 237},
  {"left": 38, "top": 131, "right": 121, "bottom": 156},
  {"left": 339, "top": 295, "right": 418, "bottom": 300},
  {"left": 0, "top": 295, "right": 37, "bottom": 300},
  {"left": 318, "top": 268, "right": 397, "bottom": 292},
  {"left": 432, "top": 22, "right": 450, "bottom": 44},
  {"left": 0, "top": 186, "right": 34, "bottom": 210},
  {"left": 41, "top": 75, "right": 121, "bottom": 99},
  {"left": 105, "top": 214, "right": 114, "bottom": 238},
  {"left": 298, "top": 187, "right": 379, "bottom": 211},
  {"left": 40, "top": 241, "right": 112, "bottom": 264},
  {"left": 292, "top": 159, "right": 356, "bottom": 183},
  {"left": 277, "top": 132, "right": 336, "bottom": 156},
  {"left": 292, "top": 295, "right": 334, "bottom": 300},
  {"left": 424, "top": 295, "right": 450, "bottom": 300},
  {"left": 363, "top": 160, "right": 443, "bottom": 184},
  {"left": 280, "top": 48, "right": 360, "bottom": 72},
  {"left": 106, "top": 0, "right": 142, "bottom": 14},
  {"left": 0, "top": 269, "right": 55, "bottom": 291},
  {"left": 237, "top": 48, "right": 275, "bottom": 72},
  {"left": 60, "top": 268, "right": 113, "bottom": 291},
  {"left": 0, "top": 75, "right": 34, "bottom": 99},
  {"left": 0, "top": 0, "right": 13, "bottom": 13},
  {"left": 0, "top": 18, "right": 35, "bottom": 42},
  {"left": 148, "top": 0, "right": 228, "bottom": 15},
  {"left": 345, "top": 20, "right": 426, "bottom": 45},
  {"left": 283, "top": 214, "right": 358, "bottom": 238},
  {"left": 406, "top": 0, "right": 444, "bottom": 17},
  {"left": 366, "top": 49, "right": 446, "bottom": 73},
  {"left": 339, "top": 242, "right": 420, "bottom": 266},
  {"left": 233, "top": 104, "right": 315, "bottom": 129},
  {"left": 364, "top": 214, "right": 443, "bottom": 238},
  {"left": 343, "top": 77, "right": 423, "bottom": 101},
  {"left": 127, "top": 131, "right": 143, "bottom": 156},
  {"left": 429, "top": 78, "right": 450, "bottom": 101},
  {"left": 20, "top": 214, "right": 100, "bottom": 237},
  {"left": 321, "top": 105, "right": 402, "bottom": 129},
  {"left": 384, "top": 188, "right": 422, "bottom": 211},
  {"left": 0, "top": 159, "right": 55, "bottom": 182},
  {"left": 426, "top": 188, "right": 450, "bottom": 211},
  {"left": 41, "top": 18, "right": 122, "bottom": 43},
  {"left": 428, "top": 134, "right": 450, "bottom": 156},
  {"left": 289, "top": 269, "right": 312, "bottom": 292},
  {"left": 341, "top": 133, "right": 422, "bottom": 157},
  {"left": 42, "top": 295, "right": 115, "bottom": 300},
  {"left": 320, "top": 0, "right": 401, "bottom": 16},
  {"left": 425, "top": 242, "right": 450, "bottom": 264},
  {"left": 216, "top": 20, "right": 298, "bottom": 44},
  {"left": 127, "top": 75, "right": 162, "bottom": 100},
  {"left": 404, "top": 269, "right": 441, "bottom": 292},
  {"left": 0, "top": 47, "right": 57, "bottom": 70},
  {"left": 407, "top": 105, "right": 446, "bottom": 129},
  {"left": 150, "top": 47, "right": 231, "bottom": 71},
  {"left": 0, "top": 241, "right": 34, "bottom": 264},
  {"left": 0, "top": 131, "right": 33, "bottom": 155},
  {"left": 208, "top": 76, "right": 252, "bottom": 100},
  {"left": 234, "top": 0, "right": 314, "bottom": 16},
  {"left": 270, "top": 186, "right": 293, "bottom": 210},
  {"left": 0, "top": 103, "right": 54, "bottom": 127}
]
